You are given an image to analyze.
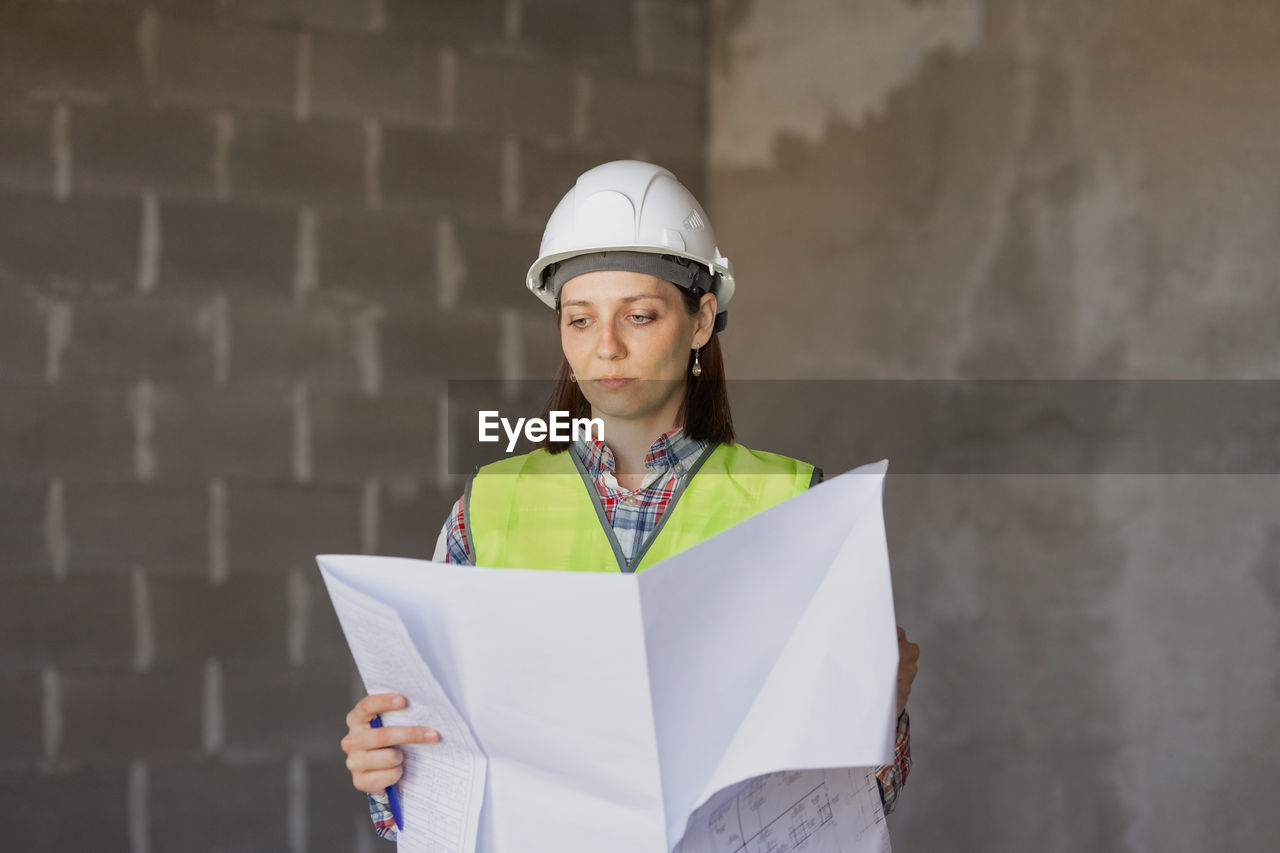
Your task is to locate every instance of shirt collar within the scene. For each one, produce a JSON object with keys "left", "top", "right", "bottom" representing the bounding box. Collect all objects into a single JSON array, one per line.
[{"left": 574, "top": 426, "right": 709, "bottom": 479}]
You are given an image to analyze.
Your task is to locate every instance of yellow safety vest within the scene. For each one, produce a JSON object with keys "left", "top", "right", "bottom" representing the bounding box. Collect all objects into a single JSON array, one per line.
[{"left": 465, "top": 442, "right": 818, "bottom": 573}]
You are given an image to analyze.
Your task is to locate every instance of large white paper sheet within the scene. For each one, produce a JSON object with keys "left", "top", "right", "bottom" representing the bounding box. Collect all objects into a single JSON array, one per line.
[
  {"left": 321, "top": 573, "right": 487, "bottom": 852},
  {"left": 320, "top": 558, "right": 668, "bottom": 853},
  {"left": 675, "top": 767, "right": 890, "bottom": 853},
  {"left": 318, "top": 459, "right": 898, "bottom": 853},
  {"left": 638, "top": 461, "right": 898, "bottom": 845}
]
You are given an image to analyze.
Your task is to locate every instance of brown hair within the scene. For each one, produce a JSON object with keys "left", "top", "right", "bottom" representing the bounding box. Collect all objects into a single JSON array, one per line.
[{"left": 536, "top": 284, "right": 735, "bottom": 452}]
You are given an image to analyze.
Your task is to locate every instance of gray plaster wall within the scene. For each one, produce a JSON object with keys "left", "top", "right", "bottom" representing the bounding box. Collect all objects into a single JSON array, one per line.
[{"left": 709, "top": 1, "right": 1279, "bottom": 850}]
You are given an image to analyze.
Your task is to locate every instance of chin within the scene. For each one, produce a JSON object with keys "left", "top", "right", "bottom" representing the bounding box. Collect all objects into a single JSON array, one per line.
[
  {"left": 582, "top": 394, "right": 658, "bottom": 422},
  {"left": 584, "top": 401, "right": 647, "bottom": 421}
]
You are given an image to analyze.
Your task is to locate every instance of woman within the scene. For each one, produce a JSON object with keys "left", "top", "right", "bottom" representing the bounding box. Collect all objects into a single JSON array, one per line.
[{"left": 340, "top": 161, "right": 921, "bottom": 840}]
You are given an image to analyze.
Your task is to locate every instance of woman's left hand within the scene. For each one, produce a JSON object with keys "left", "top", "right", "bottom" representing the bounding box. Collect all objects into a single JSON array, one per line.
[{"left": 896, "top": 626, "right": 920, "bottom": 717}]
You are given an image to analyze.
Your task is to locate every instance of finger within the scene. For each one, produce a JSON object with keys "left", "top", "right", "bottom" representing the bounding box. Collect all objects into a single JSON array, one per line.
[
  {"left": 347, "top": 725, "right": 440, "bottom": 751},
  {"left": 902, "top": 642, "right": 920, "bottom": 663},
  {"left": 346, "top": 693, "right": 406, "bottom": 729},
  {"left": 897, "top": 626, "right": 906, "bottom": 642},
  {"left": 346, "top": 746, "right": 405, "bottom": 773},
  {"left": 353, "top": 767, "right": 404, "bottom": 794}
]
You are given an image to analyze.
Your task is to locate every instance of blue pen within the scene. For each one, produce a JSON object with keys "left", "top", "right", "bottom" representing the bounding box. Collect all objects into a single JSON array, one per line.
[{"left": 369, "top": 715, "right": 405, "bottom": 830}]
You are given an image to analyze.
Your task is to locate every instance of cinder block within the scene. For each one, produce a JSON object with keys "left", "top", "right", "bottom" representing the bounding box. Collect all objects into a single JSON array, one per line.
[
  {"left": 159, "top": 199, "right": 295, "bottom": 290},
  {"left": 59, "top": 293, "right": 214, "bottom": 383},
  {"left": 0, "top": 3, "right": 145, "bottom": 102},
  {"left": 591, "top": 73, "right": 706, "bottom": 161},
  {"left": 453, "top": 219, "right": 542, "bottom": 310},
  {"left": 0, "top": 481, "right": 51, "bottom": 575},
  {"left": 658, "top": 153, "right": 707, "bottom": 203},
  {"left": 316, "top": 209, "right": 436, "bottom": 295},
  {"left": 380, "top": 309, "right": 504, "bottom": 384},
  {"left": 71, "top": 104, "right": 217, "bottom": 198},
  {"left": 0, "top": 672, "right": 43, "bottom": 763},
  {"left": 154, "top": 13, "right": 296, "bottom": 113},
  {"left": 380, "top": 126, "right": 502, "bottom": 214},
  {"left": 148, "top": 575, "right": 289, "bottom": 663},
  {"left": 86, "top": 0, "right": 375, "bottom": 32},
  {"left": 0, "top": 765, "right": 131, "bottom": 851},
  {"left": 300, "top": 568, "right": 354, "bottom": 665},
  {"left": 0, "top": 284, "right": 49, "bottom": 383},
  {"left": 0, "top": 576, "right": 133, "bottom": 670},
  {"left": 635, "top": 0, "right": 707, "bottom": 80},
  {"left": 230, "top": 114, "right": 365, "bottom": 206},
  {"left": 149, "top": 758, "right": 290, "bottom": 852},
  {"left": 227, "top": 482, "right": 362, "bottom": 573},
  {"left": 302, "top": 0, "right": 379, "bottom": 31},
  {"left": 150, "top": 386, "right": 293, "bottom": 480},
  {"left": 223, "top": 662, "right": 352, "bottom": 753},
  {"left": 382, "top": 0, "right": 506, "bottom": 47},
  {"left": 192, "top": 0, "right": 309, "bottom": 25},
  {"left": 60, "top": 665, "right": 204, "bottom": 760},
  {"left": 0, "top": 98, "right": 54, "bottom": 192},
  {"left": 0, "top": 387, "right": 133, "bottom": 480},
  {"left": 518, "top": 140, "right": 613, "bottom": 221},
  {"left": 455, "top": 56, "right": 576, "bottom": 139},
  {"left": 310, "top": 31, "right": 441, "bottom": 125},
  {"left": 66, "top": 482, "right": 208, "bottom": 574},
  {"left": 0, "top": 188, "right": 139, "bottom": 286},
  {"left": 308, "top": 756, "right": 368, "bottom": 853},
  {"left": 229, "top": 295, "right": 364, "bottom": 388},
  {"left": 379, "top": 480, "right": 458, "bottom": 560},
  {"left": 310, "top": 389, "right": 438, "bottom": 480},
  {"left": 519, "top": 0, "right": 636, "bottom": 71}
]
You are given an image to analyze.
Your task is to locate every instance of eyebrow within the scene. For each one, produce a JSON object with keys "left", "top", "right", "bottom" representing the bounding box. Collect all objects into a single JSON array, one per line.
[{"left": 560, "top": 294, "right": 666, "bottom": 308}]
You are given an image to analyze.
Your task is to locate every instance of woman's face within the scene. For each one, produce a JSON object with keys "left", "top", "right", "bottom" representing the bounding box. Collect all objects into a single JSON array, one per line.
[{"left": 558, "top": 269, "right": 715, "bottom": 423}]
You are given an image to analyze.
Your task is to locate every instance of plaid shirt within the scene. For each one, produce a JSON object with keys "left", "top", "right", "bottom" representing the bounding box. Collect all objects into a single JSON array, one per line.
[{"left": 369, "top": 428, "right": 912, "bottom": 839}]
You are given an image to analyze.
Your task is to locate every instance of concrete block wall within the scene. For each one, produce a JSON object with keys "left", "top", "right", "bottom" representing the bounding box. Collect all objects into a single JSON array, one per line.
[{"left": 0, "top": 1, "right": 708, "bottom": 849}]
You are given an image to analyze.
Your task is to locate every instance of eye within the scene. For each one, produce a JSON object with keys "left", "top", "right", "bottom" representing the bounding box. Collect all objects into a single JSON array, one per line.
[
  {"left": 630, "top": 314, "right": 655, "bottom": 324},
  {"left": 566, "top": 317, "right": 590, "bottom": 328}
]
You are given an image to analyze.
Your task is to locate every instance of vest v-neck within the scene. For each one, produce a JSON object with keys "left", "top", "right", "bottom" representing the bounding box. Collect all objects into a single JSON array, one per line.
[{"left": 568, "top": 441, "right": 721, "bottom": 573}]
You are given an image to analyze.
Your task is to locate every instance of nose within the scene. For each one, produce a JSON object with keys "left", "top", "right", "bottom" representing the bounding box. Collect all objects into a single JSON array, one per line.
[{"left": 595, "top": 318, "right": 625, "bottom": 360}]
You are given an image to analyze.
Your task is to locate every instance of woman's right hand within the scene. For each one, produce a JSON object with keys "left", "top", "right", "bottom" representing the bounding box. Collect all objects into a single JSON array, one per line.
[{"left": 341, "top": 693, "right": 441, "bottom": 794}]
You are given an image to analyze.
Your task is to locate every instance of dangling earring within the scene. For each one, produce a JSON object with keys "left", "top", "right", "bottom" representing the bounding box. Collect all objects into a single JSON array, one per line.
[
  {"left": 569, "top": 371, "right": 577, "bottom": 383},
  {"left": 691, "top": 346, "right": 702, "bottom": 377}
]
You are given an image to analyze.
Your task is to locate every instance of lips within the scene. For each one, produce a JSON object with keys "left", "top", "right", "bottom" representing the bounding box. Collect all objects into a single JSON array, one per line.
[{"left": 594, "top": 377, "right": 635, "bottom": 389}]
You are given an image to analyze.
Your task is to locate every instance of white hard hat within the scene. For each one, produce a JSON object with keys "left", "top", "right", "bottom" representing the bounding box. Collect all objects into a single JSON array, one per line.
[{"left": 525, "top": 160, "right": 735, "bottom": 331}]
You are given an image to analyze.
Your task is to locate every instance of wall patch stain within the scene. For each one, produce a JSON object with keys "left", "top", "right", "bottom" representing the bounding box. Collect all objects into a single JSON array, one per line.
[{"left": 711, "top": 0, "right": 983, "bottom": 168}]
